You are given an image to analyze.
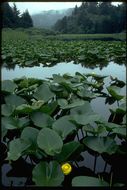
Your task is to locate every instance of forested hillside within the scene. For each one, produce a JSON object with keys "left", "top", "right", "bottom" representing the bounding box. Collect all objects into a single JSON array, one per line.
[
  {"left": 1, "top": 2, "right": 33, "bottom": 28},
  {"left": 32, "top": 8, "right": 73, "bottom": 29},
  {"left": 53, "top": 2, "right": 126, "bottom": 34}
]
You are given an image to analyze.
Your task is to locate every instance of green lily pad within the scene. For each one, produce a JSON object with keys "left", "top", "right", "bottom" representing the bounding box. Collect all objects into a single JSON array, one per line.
[
  {"left": 72, "top": 176, "right": 109, "bottom": 186},
  {"left": 52, "top": 116, "right": 76, "bottom": 140},
  {"left": 2, "top": 80, "right": 17, "bottom": 93},
  {"left": 2, "top": 104, "right": 15, "bottom": 116},
  {"left": 7, "top": 138, "right": 31, "bottom": 161},
  {"left": 110, "top": 103, "right": 126, "bottom": 114},
  {"left": 55, "top": 141, "right": 83, "bottom": 163},
  {"left": 107, "top": 85, "right": 124, "bottom": 100},
  {"left": 15, "top": 104, "right": 33, "bottom": 114},
  {"left": 32, "top": 161, "right": 64, "bottom": 186},
  {"left": 112, "top": 127, "right": 126, "bottom": 138},
  {"left": 37, "top": 128, "right": 63, "bottom": 156},
  {"left": 61, "top": 100, "right": 85, "bottom": 109},
  {"left": 70, "top": 101, "right": 93, "bottom": 115},
  {"left": 31, "top": 112, "right": 54, "bottom": 128},
  {"left": 2, "top": 116, "right": 29, "bottom": 130},
  {"left": 33, "top": 83, "right": 55, "bottom": 102},
  {"left": 57, "top": 99, "right": 68, "bottom": 107},
  {"left": 5, "top": 94, "right": 26, "bottom": 107},
  {"left": 83, "top": 136, "right": 118, "bottom": 155},
  {"left": 21, "top": 127, "right": 39, "bottom": 153}
]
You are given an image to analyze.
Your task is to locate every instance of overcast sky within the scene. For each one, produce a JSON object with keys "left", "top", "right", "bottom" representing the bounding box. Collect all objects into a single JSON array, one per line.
[{"left": 9, "top": 2, "right": 122, "bottom": 15}]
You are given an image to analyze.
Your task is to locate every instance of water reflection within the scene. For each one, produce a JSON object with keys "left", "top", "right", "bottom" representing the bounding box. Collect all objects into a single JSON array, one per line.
[{"left": 2, "top": 60, "right": 126, "bottom": 82}]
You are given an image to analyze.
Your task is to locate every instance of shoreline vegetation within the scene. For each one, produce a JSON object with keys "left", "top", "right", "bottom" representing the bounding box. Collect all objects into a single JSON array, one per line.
[{"left": 2, "top": 28, "right": 126, "bottom": 41}]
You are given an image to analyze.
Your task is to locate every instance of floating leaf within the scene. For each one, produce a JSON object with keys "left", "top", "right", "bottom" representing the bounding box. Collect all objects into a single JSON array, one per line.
[
  {"left": 57, "top": 99, "right": 68, "bottom": 107},
  {"left": 55, "top": 141, "right": 83, "bottom": 163},
  {"left": 83, "top": 136, "right": 118, "bottom": 155},
  {"left": 7, "top": 138, "right": 30, "bottom": 161},
  {"left": 72, "top": 176, "right": 109, "bottom": 186},
  {"left": 2, "top": 80, "right": 17, "bottom": 93},
  {"left": 70, "top": 101, "right": 93, "bottom": 115},
  {"left": 5, "top": 94, "right": 26, "bottom": 107},
  {"left": 107, "top": 85, "right": 124, "bottom": 100},
  {"left": 31, "top": 112, "right": 53, "bottom": 128},
  {"left": 21, "top": 127, "right": 39, "bottom": 153},
  {"left": 2, "top": 104, "right": 15, "bottom": 116},
  {"left": 2, "top": 116, "right": 29, "bottom": 130},
  {"left": 32, "top": 161, "right": 64, "bottom": 186},
  {"left": 15, "top": 104, "right": 33, "bottom": 114},
  {"left": 61, "top": 100, "right": 85, "bottom": 109},
  {"left": 33, "top": 83, "right": 55, "bottom": 102},
  {"left": 37, "top": 128, "right": 63, "bottom": 156},
  {"left": 110, "top": 103, "right": 126, "bottom": 114},
  {"left": 52, "top": 116, "right": 76, "bottom": 140},
  {"left": 71, "top": 114, "right": 101, "bottom": 126},
  {"left": 112, "top": 127, "right": 126, "bottom": 138}
]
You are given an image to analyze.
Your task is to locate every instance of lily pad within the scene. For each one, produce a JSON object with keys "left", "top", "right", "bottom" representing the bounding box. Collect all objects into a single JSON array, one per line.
[
  {"left": 72, "top": 176, "right": 109, "bottom": 186},
  {"left": 83, "top": 136, "right": 118, "bottom": 155},
  {"left": 33, "top": 83, "right": 55, "bottom": 102},
  {"left": 7, "top": 138, "right": 31, "bottom": 161},
  {"left": 5, "top": 94, "right": 26, "bottom": 107},
  {"left": 2, "top": 116, "right": 29, "bottom": 130},
  {"left": 37, "top": 128, "right": 63, "bottom": 156},
  {"left": 21, "top": 127, "right": 39, "bottom": 153},
  {"left": 52, "top": 116, "right": 76, "bottom": 140},
  {"left": 55, "top": 141, "right": 83, "bottom": 163},
  {"left": 107, "top": 85, "right": 124, "bottom": 100},
  {"left": 32, "top": 161, "right": 64, "bottom": 186},
  {"left": 2, "top": 104, "right": 15, "bottom": 116},
  {"left": 2, "top": 80, "right": 17, "bottom": 93},
  {"left": 31, "top": 112, "right": 54, "bottom": 128}
]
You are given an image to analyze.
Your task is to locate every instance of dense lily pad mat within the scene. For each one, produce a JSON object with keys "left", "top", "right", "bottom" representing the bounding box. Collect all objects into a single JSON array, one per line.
[
  {"left": 2, "top": 38, "right": 126, "bottom": 68},
  {"left": 1, "top": 73, "right": 126, "bottom": 187}
]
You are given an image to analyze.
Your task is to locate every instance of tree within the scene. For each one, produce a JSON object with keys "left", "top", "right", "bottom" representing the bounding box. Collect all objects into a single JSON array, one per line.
[
  {"left": 20, "top": 9, "right": 33, "bottom": 28},
  {"left": 12, "top": 3, "right": 20, "bottom": 27},
  {"left": 1, "top": 2, "right": 15, "bottom": 28}
]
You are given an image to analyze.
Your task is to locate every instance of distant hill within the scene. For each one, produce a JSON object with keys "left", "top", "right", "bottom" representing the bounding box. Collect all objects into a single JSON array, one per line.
[{"left": 31, "top": 8, "right": 73, "bottom": 29}]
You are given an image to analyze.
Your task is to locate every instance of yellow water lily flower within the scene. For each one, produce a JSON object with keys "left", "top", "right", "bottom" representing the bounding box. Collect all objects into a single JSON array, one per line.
[{"left": 61, "top": 163, "right": 72, "bottom": 175}]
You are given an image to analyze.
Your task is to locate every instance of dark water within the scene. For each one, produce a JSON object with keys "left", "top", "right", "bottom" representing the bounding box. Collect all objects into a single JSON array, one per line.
[{"left": 2, "top": 61, "right": 126, "bottom": 186}]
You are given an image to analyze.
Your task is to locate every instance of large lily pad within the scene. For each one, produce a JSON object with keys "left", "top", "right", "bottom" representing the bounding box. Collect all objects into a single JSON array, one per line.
[
  {"left": 71, "top": 114, "right": 101, "bottom": 126},
  {"left": 5, "top": 94, "right": 26, "bottom": 107},
  {"left": 52, "top": 116, "right": 76, "bottom": 140},
  {"left": 112, "top": 127, "right": 126, "bottom": 138},
  {"left": 2, "top": 116, "right": 29, "bottom": 130},
  {"left": 70, "top": 102, "right": 102, "bottom": 125},
  {"left": 60, "top": 100, "right": 85, "bottom": 109},
  {"left": 7, "top": 138, "right": 31, "bottom": 161},
  {"left": 83, "top": 136, "right": 118, "bottom": 155},
  {"left": 72, "top": 176, "right": 109, "bottom": 186},
  {"left": 32, "top": 161, "right": 64, "bottom": 186},
  {"left": 2, "top": 104, "right": 15, "bottom": 116},
  {"left": 70, "top": 101, "right": 93, "bottom": 115},
  {"left": 33, "top": 83, "right": 55, "bottom": 102},
  {"left": 107, "top": 85, "right": 124, "bottom": 100},
  {"left": 37, "top": 128, "right": 63, "bottom": 156},
  {"left": 2, "top": 80, "right": 17, "bottom": 93},
  {"left": 31, "top": 112, "right": 54, "bottom": 128},
  {"left": 55, "top": 141, "right": 83, "bottom": 163},
  {"left": 21, "top": 127, "right": 39, "bottom": 152}
]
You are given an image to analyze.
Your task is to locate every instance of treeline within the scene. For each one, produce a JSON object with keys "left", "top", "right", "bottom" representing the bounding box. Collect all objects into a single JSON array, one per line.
[
  {"left": 53, "top": 2, "right": 126, "bottom": 34},
  {"left": 1, "top": 2, "right": 33, "bottom": 28}
]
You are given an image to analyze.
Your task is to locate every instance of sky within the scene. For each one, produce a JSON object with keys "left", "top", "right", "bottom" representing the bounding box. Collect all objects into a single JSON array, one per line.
[{"left": 9, "top": 2, "right": 122, "bottom": 15}]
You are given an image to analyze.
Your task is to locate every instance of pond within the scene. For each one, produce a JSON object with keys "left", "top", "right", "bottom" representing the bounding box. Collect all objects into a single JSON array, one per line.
[
  {"left": 2, "top": 61, "right": 126, "bottom": 82},
  {"left": 2, "top": 60, "right": 126, "bottom": 187}
]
